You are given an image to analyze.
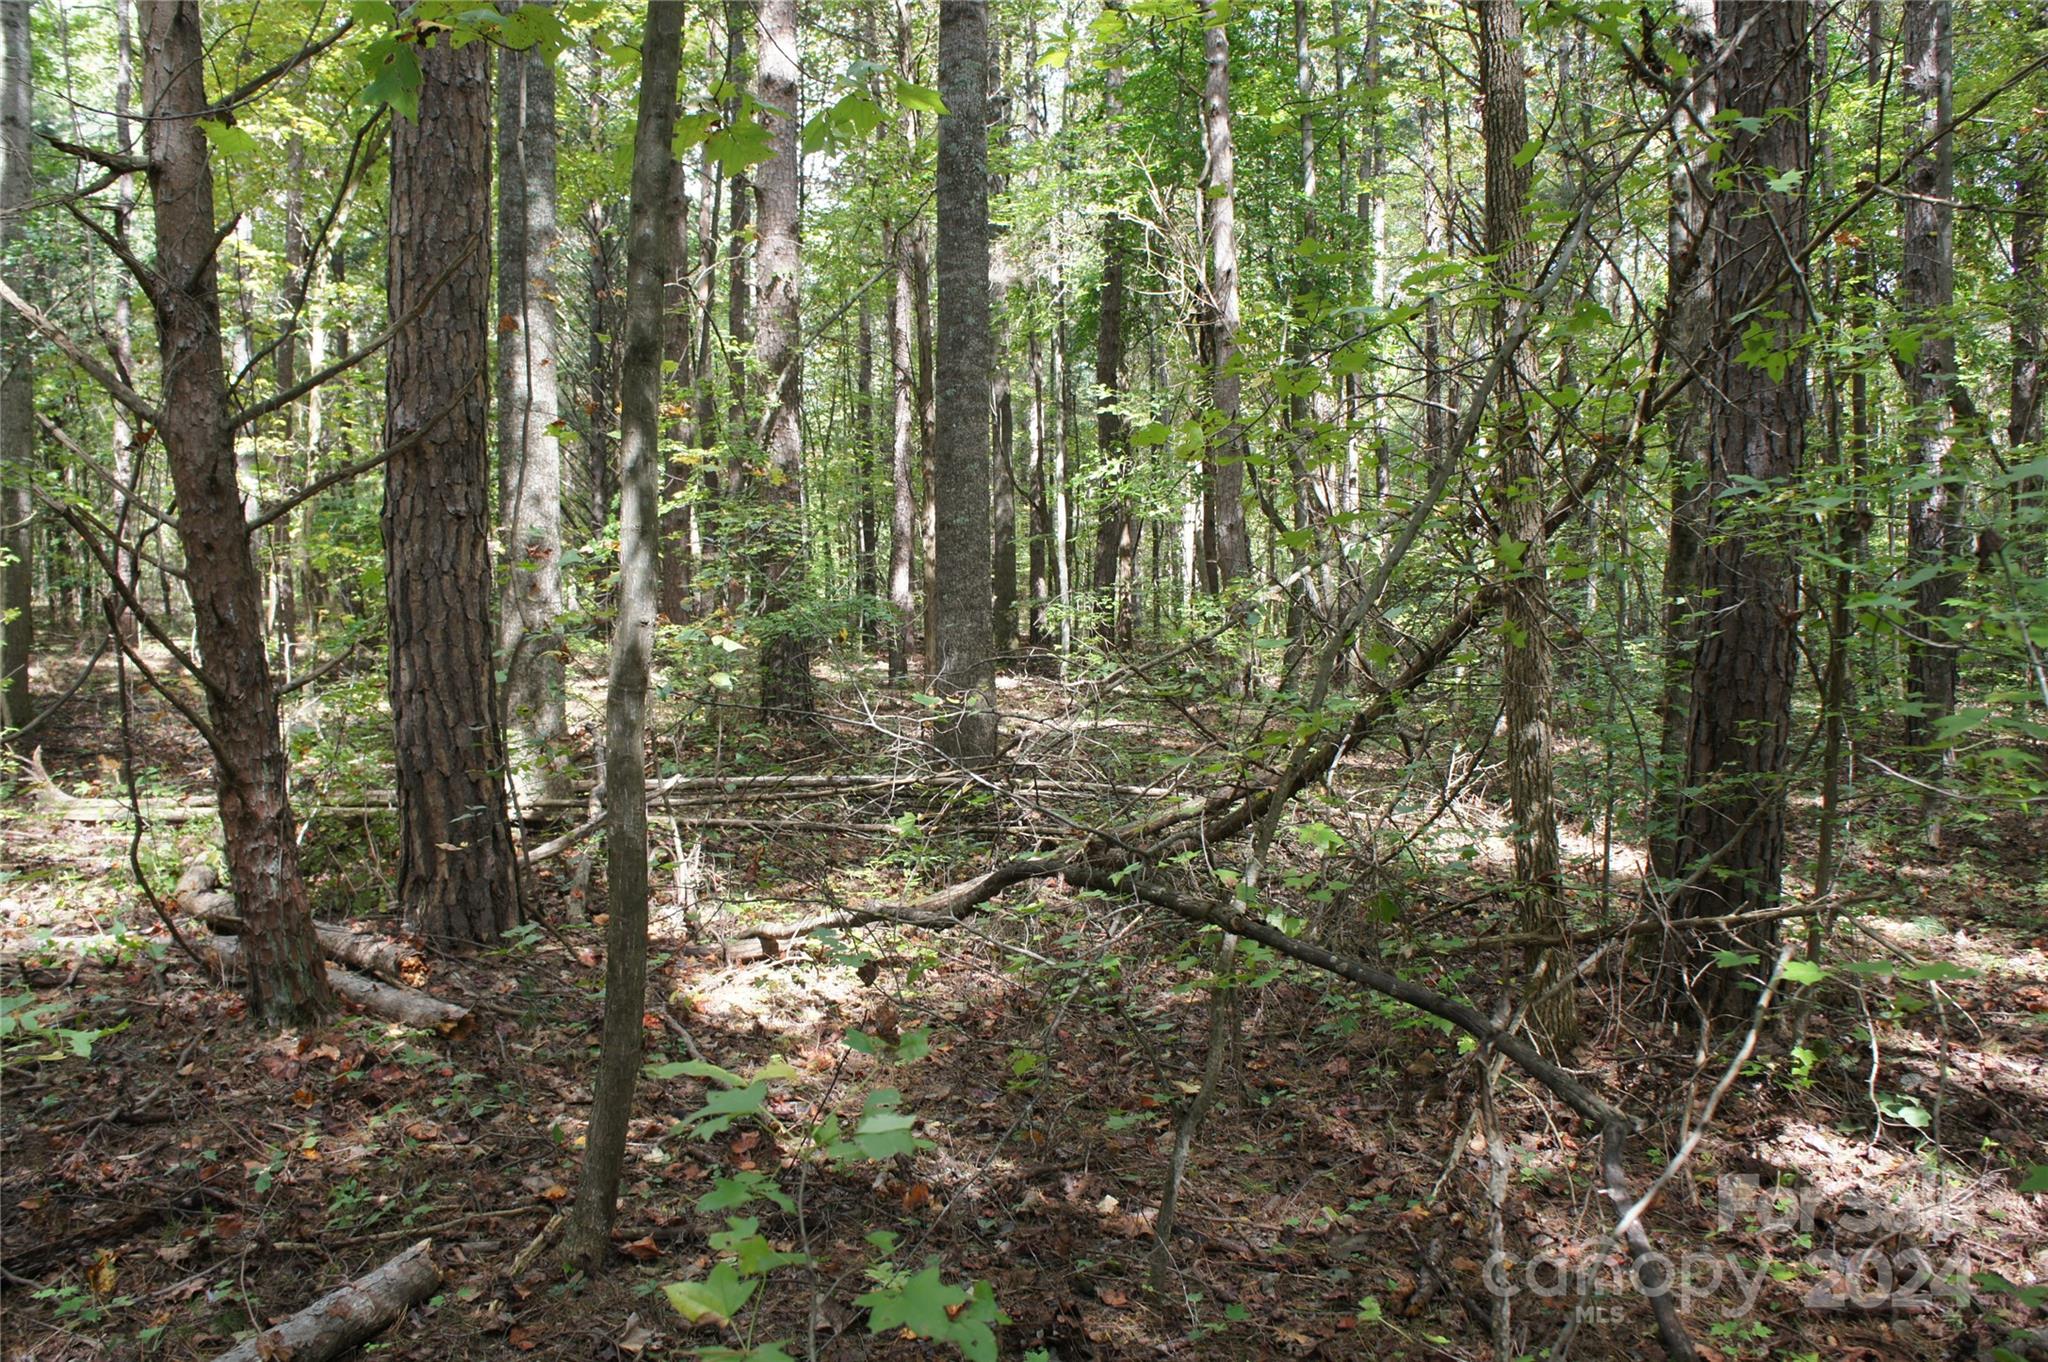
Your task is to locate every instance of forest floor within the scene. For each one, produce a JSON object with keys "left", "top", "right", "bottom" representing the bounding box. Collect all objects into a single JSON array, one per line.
[{"left": 3, "top": 636, "right": 2047, "bottom": 1362}]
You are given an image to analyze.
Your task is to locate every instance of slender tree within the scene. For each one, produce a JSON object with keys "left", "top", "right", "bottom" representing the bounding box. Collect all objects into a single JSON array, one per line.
[
  {"left": 1900, "top": 0, "right": 1960, "bottom": 829},
  {"left": 385, "top": 21, "right": 519, "bottom": 943},
  {"left": 497, "top": 4, "right": 570, "bottom": 804},
  {"left": 754, "top": 0, "right": 814, "bottom": 718},
  {"left": 0, "top": 0, "right": 30, "bottom": 730},
  {"left": 1200, "top": 5, "right": 1251, "bottom": 590},
  {"left": 141, "top": 0, "right": 333, "bottom": 1022},
  {"left": 932, "top": 0, "right": 997, "bottom": 761},
  {"left": 1478, "top": 0, "right": 1574, "bottom": 1048},
  {"left": 565, "top": 0, "right": 683, "bottom": 1268}
]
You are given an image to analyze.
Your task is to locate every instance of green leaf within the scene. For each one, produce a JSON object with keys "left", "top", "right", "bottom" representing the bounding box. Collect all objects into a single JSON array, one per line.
[
  {"left": 857, "top": 1265, "right": 967, "bottom": 1339},
  {"left": 2018, "top": 1165, "right": 2048, "bottom": 1194},
  {"left": 663, "top": 1263, "right": 757, "bottom": 1326},
  {"left": 1779, "top": 959, "right": 1827, "bottom": 986},
  {"left": 684, "top": 1080, "right": 768, "bottom": 1138},
  {"left": 196, "top": 119, "right": 259, "bottom": 158},
  {"left": 698, "top": 1171, "right": 795, "bottom": 1214},
  {"left": 892, "top": 78, "right": 948, "bottom": 115},
  {"left": 1898, "top": 961, "right": 1977, "bottom": 982},
  {"left": 358, "top": 38, "right": 421, "bottom": 118}
]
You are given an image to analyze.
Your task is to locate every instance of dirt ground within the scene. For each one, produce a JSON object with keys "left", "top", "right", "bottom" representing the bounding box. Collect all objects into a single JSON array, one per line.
[{"left": 4, "top": 640, "right": 2046, "bottom": 1361}]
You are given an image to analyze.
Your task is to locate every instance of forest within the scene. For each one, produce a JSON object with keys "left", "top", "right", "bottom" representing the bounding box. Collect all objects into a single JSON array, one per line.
[{"left": 1, "top": 0, "right": 2045, "bottom": 1358}]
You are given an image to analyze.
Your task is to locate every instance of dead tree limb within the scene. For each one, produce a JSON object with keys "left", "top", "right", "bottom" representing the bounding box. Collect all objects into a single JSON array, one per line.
[
  {"left": 209, "top": 1239, "right": 439, "bottom": 1362},
  {"left": 175, "top": 865, "right": 429, "bottom": 989}
]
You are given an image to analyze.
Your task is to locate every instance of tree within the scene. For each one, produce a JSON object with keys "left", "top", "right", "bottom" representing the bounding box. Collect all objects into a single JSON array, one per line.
[
  {"left": 385, "top": 20, "right": 519, "bottom": 944},
  {"left": 931, "top": 0, "right": 997, "bottom": 763},
  {"left": 754, "top": 0, "right": 814, "bottom": 720},
  {"left": 1199, "top": 6, "right": 1250, "bottom": 591},
  {"left": 497, "top": 2, "right": 569, "bottom": 805},
  {"left": 1900, "top": 0, "right": 1960, "bottom": 822},
  {"left": 1664, "top": 0, "right": 1811, "bottom": 1019},
  {"left": 1478, "top": 0, "right": 1573, "bottom": 1049},
  {"left": 143, "top": 0, "right": 332, "bottom": 1022},
  {"left": 565, "top": 0, "right": 682, "bottom": 1268},
  {"left": 0, "top": 0, "right": 29, "bottom": 731}
]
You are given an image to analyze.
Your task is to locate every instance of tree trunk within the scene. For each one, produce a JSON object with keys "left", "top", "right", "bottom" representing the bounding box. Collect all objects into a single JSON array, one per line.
[
  {"left": 385, "top": 24, "right": 519, "bottom": 944},
  {"left": 497, "top": 8, "right": 570, "bottom": 805},
  {"left": 109, "top": 0, "right": 138, "bottom": 649},
  {"left": 0, "top": 0, "right": 31, "bottom": 730},
  {"left": 1201, "top": 8, "right": 1251, "bottom": 591},
  {"left": 209, "top": 1241, "right": 440, "bottom": 1362},
  {"left": 661, "top": 157, "right": 695, "bottom": 622},
  {"left": 1665, "top": 0, "right": 1810, "bottom": 1022},
  {"left": 1026, "top": 323, "right": 1051, "bottom": 652},
  {"left": 1651, "top": 0, "right": 1716, "bottom": 887},
  {"left": 564, "top": 0, "right": 681, "bottom": 1270},
  {"left": 140, "top": 0, "right": 332, "bottom": 1023},
  {"left": 932, "top": 0, "right": 997, "bottom": 762},
  {"left": 753, "top": 0, "right": 813, "bottom": 720},
  {"left": 889, "top": 220, "right": 919, "bottom": 683},
  {"left": 1900, "top": 0, "right": 1960, "bottom": 815},
  {"left": 857, "top": 292, "right": 878, "bottom": 644},
  {"left": 1478, "top": 0, "right": 1574, "bottom": 1049}
]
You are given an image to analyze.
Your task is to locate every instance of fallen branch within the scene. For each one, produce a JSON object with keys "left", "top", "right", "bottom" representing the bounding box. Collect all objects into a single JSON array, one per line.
[
  {"left": 191, "top": 931, "right": 468, "bottom": 1037},
  {"left": 210, "top": 1239, "right": 439, "bottom": 1362},
  {"left": 175, "top": 865, "right": 428, "bottom": 988}
]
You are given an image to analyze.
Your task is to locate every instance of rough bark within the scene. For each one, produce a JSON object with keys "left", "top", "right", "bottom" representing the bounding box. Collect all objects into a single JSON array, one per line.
[
  {"left": 661, "top": 155, "right": 696, "bottom": 622},
  {"left": 1900, "top": 0, "right": 1960, "bottom": 792},
  {"left": 1200, "top": 8, "right": 1251, "bottom": 591},
  {"left": 496, "top": 7, "right": 570, "bottom": 805},
  {"left": 1479, "top": 0, "right": 1574, "bottom": 1048},
  {"left": 932, "top": 0, "right": 997, "bottom": 762},
  {"left": 1665, "top": 0, "right": 1809, "bottom": 1021},
  {"left": 0, "top": 0, "right": 30, "bottom": 730},
  {"left": 385, "top": 26, "right": 519, "bottom": 944},
  {"left": 753, "top": 0, "right": 814, "bottom": 720},
  {"left": 109, "top": 0, "right": 138, "bottom": 649},
  {"left": 209, "top": 1242, "right": 441, "bottom": 1362},
  {"left": 139, "top": 1, "right": 333, "bottom": 1025},
  {"left": 565, "top": 0, "right": 681, "bottom": 1270}
]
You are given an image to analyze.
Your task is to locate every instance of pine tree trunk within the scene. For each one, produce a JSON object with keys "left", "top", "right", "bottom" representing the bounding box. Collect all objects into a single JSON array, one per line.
[
  {"left": 385, "top": 26, "right": 519, "bottom": 944},
  {"left": 565, "top": 0, "right": 682, "bottom": 1270},
  {"left": 497, "top": 10, "right": 570, "bottom": 805},
  {"left": 140, "top": 1, "right": 332, "bottom": 1023},
  {"left": 108, "top": 0, "right": 138, "bottom": 649},
  {"left": 932, "top": 0, "right": 996, "bottom": 762},
  {"left": 1479, "top": 0, "right": 1574, "bottom": 1050},
  {"left": 1665, "top": 0, "right": 1810, "bottom": 1021},
  {"left": 753, "top": 0, "right": 813, "bottom": 720}
]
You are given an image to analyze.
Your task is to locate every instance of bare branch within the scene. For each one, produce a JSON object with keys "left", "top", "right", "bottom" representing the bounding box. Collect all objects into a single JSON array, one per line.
[{"left": 0, "top": 275, "right": 164, "bottom": 426}]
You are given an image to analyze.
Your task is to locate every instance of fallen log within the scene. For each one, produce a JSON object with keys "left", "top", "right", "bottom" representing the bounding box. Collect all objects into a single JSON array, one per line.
[
  {"left": 211, "top": 1239, "right": 439, "bottom": 1362},
  {"left": 174, "top": 865, "right": 428, "bottom": 988},
  {"left": 192, "top": 934, "right": 470, "bottom": 1037}
]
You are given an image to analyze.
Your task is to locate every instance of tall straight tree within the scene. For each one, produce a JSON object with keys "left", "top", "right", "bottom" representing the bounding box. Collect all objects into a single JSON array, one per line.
[
  {"left": 1091, "top": 37, "right": 1137, "bottom": 648},
  {"left": 1200, "top": 5, "right": 1251, "bottom": 590},
  {"left": 142, "top": 0, "right": 332, "bottom": 1021},
  {"left": 1900, "top": 0, "right": 1959, "bottom": 815},
  {"left": 932, "top": 0, "right": 997, "bottom": 761},
  {"left": 1478, "top": 0, "right": 1573, "bottom": 1048},
  {"left": 496, "top": 5, "right": 569, "bottom": 804},
  {"left": 385, "top": 23, "right": 518, "bottom": 943},
  {"left": 565, "top": 0, "right": 682, "bottom": 1269},
  {"left": 754, "top": 0, "right": 814, "bottom": 719},
  {"left": 0, "top": 0, "right": 29, "bottom": 730},
  {"left": 1666, "top": 0, "right": 1810, "bottom": 1019}
]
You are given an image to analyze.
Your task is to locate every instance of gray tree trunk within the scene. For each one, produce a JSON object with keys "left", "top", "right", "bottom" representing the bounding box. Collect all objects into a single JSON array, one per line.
[
  {"left": 0, "top": 0, "right": 31, "bottom": 729},
  {"left": 932, "top": 0, "right": 996, "bottom": 761},
  {"left": 1200, "top": 8, "right": 1251, "bottom": 590},
  {"left": 754, "top": 0, "right": 814, "bottom": 719},
  {"left": 497, "top": 7, "right": 570, "bottom": 805}
]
